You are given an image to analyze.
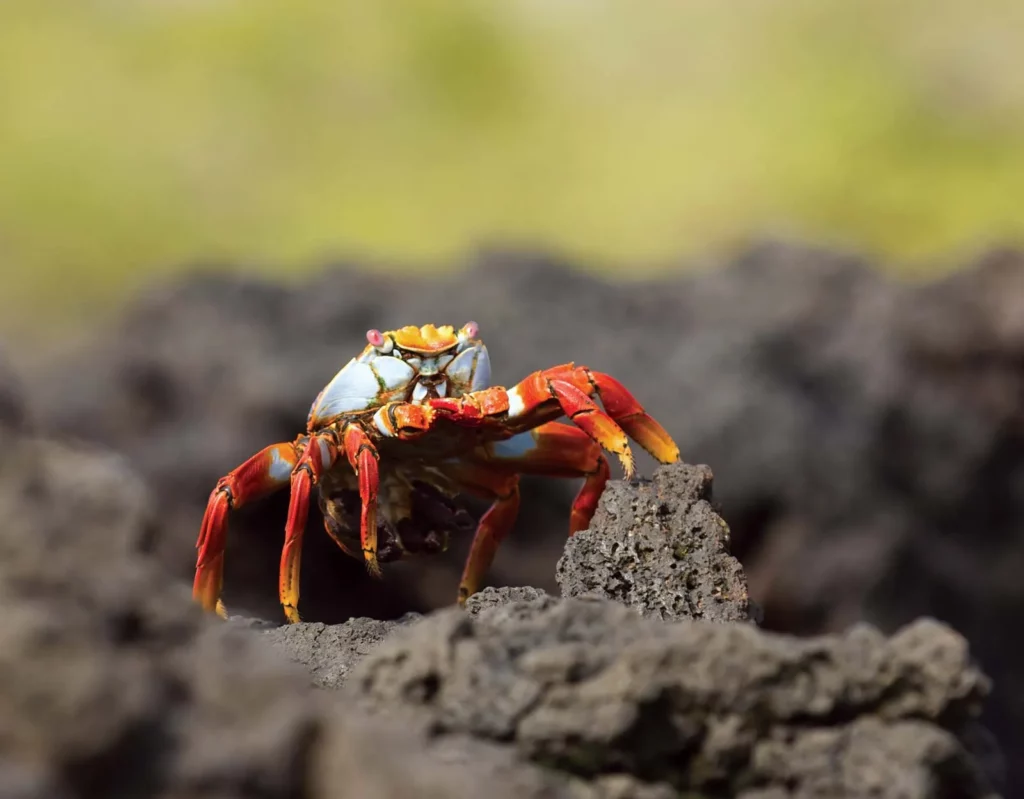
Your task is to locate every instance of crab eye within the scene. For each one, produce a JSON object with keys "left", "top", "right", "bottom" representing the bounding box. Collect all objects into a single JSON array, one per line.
[
  {"left": 366, "top": 329, "right": 393, "bottom": 354},
  {"left": 457, "top": 321, "right": 479, "bottom": 350}
]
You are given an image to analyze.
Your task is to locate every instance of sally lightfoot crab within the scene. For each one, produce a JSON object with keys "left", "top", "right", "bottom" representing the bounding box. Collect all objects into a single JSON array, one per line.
[{"left": 193, "top": 322, "right": 680, "bottom": 622}]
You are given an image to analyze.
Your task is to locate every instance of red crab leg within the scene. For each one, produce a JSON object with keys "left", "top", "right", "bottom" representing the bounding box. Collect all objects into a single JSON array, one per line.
[
  {"left": 442, "top": 463, "right": 521, "bottom": 605},
  {"left": 279, "top": 431, "right": 339, "bottom": 623},
  {"left": 193, "top": 440, "right": 303, "bottom": 618},
  {"left": 341, "top": 423, "right": 383, "bottom": 578},
  {"left": 475, "top": 421, "right": 610, "bottom": 535},
  {"left": 428, "top": 365, "right": 678, "bottom": 479},
  {"left": 584, "top": 369, "right": 680, "bottom": 465},
  {"left": 504, "top": 365, "right": 679, "bottom": 478}
]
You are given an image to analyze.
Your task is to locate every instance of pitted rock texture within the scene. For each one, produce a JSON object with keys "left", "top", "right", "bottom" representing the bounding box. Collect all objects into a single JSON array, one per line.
[
  {"left": 465, "top": 584, "right": 554, "bottom": 614},
  {"left": 344, "top": 595, "right": 999, "bottom": 798},
  {"left": 262, "top": 615, "right": 421, "bottom": 690},
  {"left": 557, "top": 462, "right": 751, "bottom": 622}
]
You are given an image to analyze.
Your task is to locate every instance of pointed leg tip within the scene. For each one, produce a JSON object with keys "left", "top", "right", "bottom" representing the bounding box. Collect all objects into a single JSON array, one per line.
[
  {"left": 283, "top": 604, "right": 302, "bottom": 624},
  {"left": 618, "top": 450, "right": 636, "bottom": 481},
  {"left": 364, "top": 555, "right": 383, "bottom": 579},
  {"left": 215, "top": 599, "right": 229, "bottom": 619}
]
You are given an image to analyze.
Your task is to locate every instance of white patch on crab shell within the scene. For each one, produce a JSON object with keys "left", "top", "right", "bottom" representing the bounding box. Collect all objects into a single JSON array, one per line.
[
  {"left": 372, "top": 355, "right": 416, "bottom": 391},
  {"left": 268, "top": 446, "right": 295, "bottom": 482},
  {"left": 472, "top": 346, "right": 491, "bottom": 392},
  {"left": 506, "top": 385, "right": 526, "bottom": 419},
  {"left": 308, "top": 358, "right": 380, "bottom": 422},
  {"left": 411, "top": 381, "right": 429, "bottom": 403},
  {"left": 446, "top": 343, "right": 490, "bottom": 396},
  {"left": 373, "top": 407, "right": 395, "bottom": 437}
]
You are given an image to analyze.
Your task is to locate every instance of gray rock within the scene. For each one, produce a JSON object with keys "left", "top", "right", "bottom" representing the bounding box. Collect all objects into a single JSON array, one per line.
[
  {"left": 262, "top": 614, "right": 421, "bottom": 690},
  {"left": 465, "top": 585, "right": 555, "bottom": 615},
  {"left": 344, "top": 598, "right": 997, "bottom": 798},
  {"left": 556, "top": 462, "right": 751, "bottom": 622}
]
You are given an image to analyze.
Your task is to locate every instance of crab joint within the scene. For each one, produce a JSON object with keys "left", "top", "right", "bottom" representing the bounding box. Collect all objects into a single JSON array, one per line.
[{"left": 372, "top": 402, "right": 432, "bottom": 439}]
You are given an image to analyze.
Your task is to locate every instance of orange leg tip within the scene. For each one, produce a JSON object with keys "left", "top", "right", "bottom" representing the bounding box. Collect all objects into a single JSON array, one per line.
[
  {"left": 622, "top": 415, "right": 680, "bottom": 464},
  {"left": 283, "top": 604, "right": 302, "bottom": 624},
  {"left": 215, "top": 599, "right": 229, "bottom": 619},
  {"left": 618, "top": 448, "right": 636, "bottom": 480},
  {"left": 192, "top": 567, "right": 222, "bottom": 615},
  {"left": 364, "top": 553, "right": 382, "bottom": 579}
]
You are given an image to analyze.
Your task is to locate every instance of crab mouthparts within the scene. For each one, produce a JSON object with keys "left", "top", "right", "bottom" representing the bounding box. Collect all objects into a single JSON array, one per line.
[{"left": 412, "top": 376, "right": 447, "bottom": 402}]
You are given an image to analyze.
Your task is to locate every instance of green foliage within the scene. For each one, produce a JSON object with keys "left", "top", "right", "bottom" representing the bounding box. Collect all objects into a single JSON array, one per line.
[{"left": 2, "top": 0, "right": 1023, "bottom": 334}]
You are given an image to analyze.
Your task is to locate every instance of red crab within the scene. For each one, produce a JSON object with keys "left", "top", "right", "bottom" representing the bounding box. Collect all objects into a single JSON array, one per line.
[{"left": 193, "top": 322, "right": 681, "bottom": 622}]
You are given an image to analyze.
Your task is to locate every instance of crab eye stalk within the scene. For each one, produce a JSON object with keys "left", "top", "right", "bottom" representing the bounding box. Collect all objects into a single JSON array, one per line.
[
  {"left": 366, "top": 329, "right": 393, "bottom": 354},
  {"left": 458, "top": 321, "right": 479, "bottom": 344}
]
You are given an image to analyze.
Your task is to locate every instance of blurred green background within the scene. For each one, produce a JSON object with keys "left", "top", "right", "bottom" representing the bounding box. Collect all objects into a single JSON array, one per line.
[{"left": 2, "top": 0, "right": 1023, "bottom": 340}]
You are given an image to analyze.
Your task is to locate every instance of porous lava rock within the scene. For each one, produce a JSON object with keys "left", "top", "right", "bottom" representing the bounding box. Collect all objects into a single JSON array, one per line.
[
  {"left": 262, "top": 615, "right": 422, "bottom": 691},
  {"left": 556, "top": 462, "right": 752, "bottom": 622},
  {"left": 342, "top": 593, "right": 999, "bottom": 798}
]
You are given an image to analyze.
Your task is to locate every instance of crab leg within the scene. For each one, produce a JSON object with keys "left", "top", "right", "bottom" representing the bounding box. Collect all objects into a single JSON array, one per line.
[
  {"left": 503, "top": 364, "right": 679, "bottom": 477},
  {"left": 442, "top": 463, "right": 521, "bottom": 605},
  {"left": 476, "top": 421, "right": 610, "bottom": 535},
  {"left": 193, "top": 440, "right": 303, "bottom": 617},
  {"left": 341, "top": 423, "right": 383, "bottom": 578},
  {"left": 278, "top": 431, "right": 339, "bottom": 623},
  {"left": 427, "top": 364, "right": 679, "bottom": 479}
]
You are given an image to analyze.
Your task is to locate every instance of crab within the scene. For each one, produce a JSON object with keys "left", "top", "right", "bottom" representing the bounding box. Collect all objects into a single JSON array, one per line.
[{"left": 193, "top": 322, "right": 681, "bottom": 623}]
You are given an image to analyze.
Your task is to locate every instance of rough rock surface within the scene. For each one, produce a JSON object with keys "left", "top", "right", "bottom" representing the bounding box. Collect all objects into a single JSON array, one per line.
[
  {"left": 557, "top": 462, "right": 752, "bottom": 622},
  {"left": 343, "top": 594, "right": 998, "bottom": 798},
  {"left": 16, "top": 241, "right": 1024, "bottom": 792},
  {"left": 262, "top": 615, "right": 421, "bottom": 691}
]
